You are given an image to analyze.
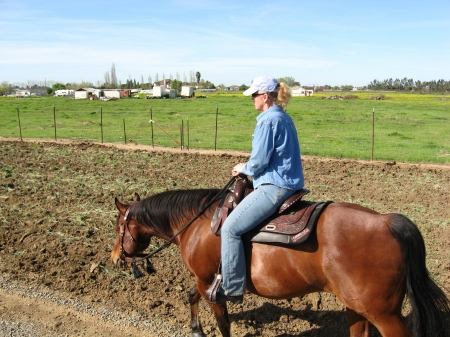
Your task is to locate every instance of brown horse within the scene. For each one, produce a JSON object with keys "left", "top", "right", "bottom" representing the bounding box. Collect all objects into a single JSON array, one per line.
[{"left": 110, "top": 188, "right": 450, "bottom": 337}]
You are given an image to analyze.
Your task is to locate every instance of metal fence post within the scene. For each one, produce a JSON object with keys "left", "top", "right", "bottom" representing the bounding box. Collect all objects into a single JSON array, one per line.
[
  {"left": 16, "top": 107, "right": 23, "bottom": 141},
  {"left": 53, "top": 104, "right": 57, "bottom": 141},
  {"left": 372, "top": 108, "right": 375, "bottom": 161}
]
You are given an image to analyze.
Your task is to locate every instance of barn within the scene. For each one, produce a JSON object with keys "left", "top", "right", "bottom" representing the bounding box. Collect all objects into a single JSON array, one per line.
[{"left": 75, "top": 88, "right": 95, "bottom": 99}]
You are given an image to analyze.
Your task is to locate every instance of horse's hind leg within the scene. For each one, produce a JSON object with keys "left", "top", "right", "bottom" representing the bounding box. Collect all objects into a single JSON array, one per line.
[
  {"left": 346, "top": 307, "right": 411, "bottom": 337},
  {"left": 188, "top": 286, "right": 206, "bottom": 337},
  {"left": 372, "top": 316, "right": 411, "bottom": 337},
  {"left": 346, "top": 308, "right": 370, "bottom": 337}
]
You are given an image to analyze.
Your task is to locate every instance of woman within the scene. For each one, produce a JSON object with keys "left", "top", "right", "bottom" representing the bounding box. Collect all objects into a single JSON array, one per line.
[{"left": 213, "top": 75, "right": 305, "bottom": 304}]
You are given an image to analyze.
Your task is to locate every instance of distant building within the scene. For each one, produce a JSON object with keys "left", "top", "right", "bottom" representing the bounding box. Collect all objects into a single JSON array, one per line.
[
  {"left": 291, "top": 86, "right": 313, "bottom": 96},
  {"left": 154, "top": 79, "right": 172, "bottom": 89},
  {"left": 95, "top": 89, "right": 121, "bottom": 99},
  {"left": 75, "top": 88, "right": 122, "bottom": 99},
  {"left": 14, "top": 89, "right": 30, "bottom": 97},
  {"left": 54, "top": 89, "right": 74, "bottom": 97},
  {"left": 181, "top": 86, "right": 194, "bottom": 97},
  {"left": 75, "top": 88, "right": 95, "bottom": 99},
  {"left": 153, "top": 86, "right": 166, "bottom": 98}
]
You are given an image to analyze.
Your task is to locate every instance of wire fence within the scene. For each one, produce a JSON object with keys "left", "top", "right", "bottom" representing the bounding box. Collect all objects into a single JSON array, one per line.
[
  {"left": 8, "top": 105, "right": 254, "bottom": 152},
  {"left": 2, "top": 102, "right": 449, "bottom": 163}
]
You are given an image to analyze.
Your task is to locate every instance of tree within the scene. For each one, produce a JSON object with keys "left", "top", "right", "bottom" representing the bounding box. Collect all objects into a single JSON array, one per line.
[
  {"left": 202, "top": 80, "right": 215, "bottom": 89},
  {"left": 341, "top": 85, "right": 354, "bottom": 91},
  {"left": 171, "top": 79, "right": 182, "bottom": 93},
  {"left": 195, "top": 71, "right": 201, "bottom": 88},
  {"left": 0, "top": 81, "right": 12, "bottom": 95},
  {"left": 104, "top": 71, "right": 111, "bottom": 88},
  {"left": 148, "top": 75, "right": 152, "bottom": 88},
  {"left": 277, "top": 76, "right": 296, "bottom": 87},
  {"left": 52, "top": 83, "right": 66, "bottom": 91},
  {"left": 111, "top": 63, "right": 118, "bottom": 88}
]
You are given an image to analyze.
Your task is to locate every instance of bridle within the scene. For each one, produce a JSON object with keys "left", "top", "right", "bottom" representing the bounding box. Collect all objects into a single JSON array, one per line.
[
  {"left": 117, "top": 176, "right": 236, "bottom": 278},
  {"left": 118, "top": 208, "right": 149, "bottom": 264}
]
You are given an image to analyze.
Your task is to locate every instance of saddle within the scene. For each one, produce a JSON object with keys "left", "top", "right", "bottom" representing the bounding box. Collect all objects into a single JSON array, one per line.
[
  {"left": 211, "top": 176, "right": 332, "bottom": 245},
  {"left": 206, "top": 176, "right": 332, "bottom": 303}
]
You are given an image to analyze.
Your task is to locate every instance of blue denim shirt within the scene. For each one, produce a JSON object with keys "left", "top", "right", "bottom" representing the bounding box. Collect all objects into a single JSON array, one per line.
[{"left": 242, "top": 104, "right": 304, "bottom": 190}]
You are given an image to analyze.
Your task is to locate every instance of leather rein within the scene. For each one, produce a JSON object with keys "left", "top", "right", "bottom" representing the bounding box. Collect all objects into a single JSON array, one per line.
[{"left": 118, "top": 177, "right": 236, "bottom": 277}]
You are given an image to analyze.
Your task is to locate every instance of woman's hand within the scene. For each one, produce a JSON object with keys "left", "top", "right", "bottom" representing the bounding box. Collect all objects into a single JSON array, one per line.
[{"left": 232, "top": 163, "right": 246, "bottom": 177}]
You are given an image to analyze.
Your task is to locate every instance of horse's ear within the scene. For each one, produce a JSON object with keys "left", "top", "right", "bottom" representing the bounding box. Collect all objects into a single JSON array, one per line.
[
  {"left": 115, "top": 197, "right": 128, "bottom": 215},
  {"left": 133, "top": 193, "right": 140, "bottom": 201}
]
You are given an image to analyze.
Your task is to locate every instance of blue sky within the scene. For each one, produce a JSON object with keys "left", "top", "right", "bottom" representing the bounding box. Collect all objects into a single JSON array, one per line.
[{"left": 1, "top": 0, "right": 449, "bottom": 87}]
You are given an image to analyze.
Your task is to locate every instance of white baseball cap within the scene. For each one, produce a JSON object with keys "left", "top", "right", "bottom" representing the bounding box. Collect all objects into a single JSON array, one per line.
[{"left": 243, "top": 75, "right": 279, "bottom": 96}]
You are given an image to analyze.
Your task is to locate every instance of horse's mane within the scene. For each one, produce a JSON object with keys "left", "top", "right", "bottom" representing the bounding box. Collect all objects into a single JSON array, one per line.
[{"left": 129, "top": 189, "right": 221, "bottom": 238}]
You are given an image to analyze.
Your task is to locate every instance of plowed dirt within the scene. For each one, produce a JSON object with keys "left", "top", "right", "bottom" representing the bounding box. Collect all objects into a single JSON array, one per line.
[{"left": 1, "top": 139, "right": 449, "bottom": 336}]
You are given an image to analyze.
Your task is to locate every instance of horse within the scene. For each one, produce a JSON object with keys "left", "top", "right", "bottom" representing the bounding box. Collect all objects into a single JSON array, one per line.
[{"left": 110, "top": 187, "right": 450, "bottom": 337}]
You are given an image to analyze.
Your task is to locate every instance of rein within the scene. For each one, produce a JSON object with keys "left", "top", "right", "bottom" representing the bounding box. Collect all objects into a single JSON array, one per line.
[{"left": 120, "top": 176, "right": 236, "bottom": 278}]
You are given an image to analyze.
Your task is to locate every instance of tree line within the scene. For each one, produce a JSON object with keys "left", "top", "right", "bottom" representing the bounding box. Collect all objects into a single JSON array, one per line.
[
  {"left": 2, "top": 69, "right": 449, "bottom": 95},
  {"left": 102, "top": 64, "right": 211, "bottom": 91},
  {"left": 367, "top": 78, "right": 450, "bottom": 92}
]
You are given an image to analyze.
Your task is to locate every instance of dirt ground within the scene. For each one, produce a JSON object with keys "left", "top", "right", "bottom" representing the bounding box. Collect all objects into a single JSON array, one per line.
[{"left": 1, "top": 138, "right": 449, "bottom": 337}]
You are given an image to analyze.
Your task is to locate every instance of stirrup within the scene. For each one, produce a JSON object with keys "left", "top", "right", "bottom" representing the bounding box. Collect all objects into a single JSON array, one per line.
[{"left": 205, "top": 273, "right": 222, "bottom": 303}]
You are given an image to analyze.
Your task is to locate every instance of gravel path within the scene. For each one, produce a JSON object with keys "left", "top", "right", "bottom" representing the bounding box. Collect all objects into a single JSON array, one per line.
[{"left": 0, "top": 275, "right": 189, "bottom": 337}]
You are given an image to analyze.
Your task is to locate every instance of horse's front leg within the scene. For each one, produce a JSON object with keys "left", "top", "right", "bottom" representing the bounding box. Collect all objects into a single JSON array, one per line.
[
  {"left": 196, "top": 281, "right": 231, "bottom": 337},
  {"left": 189, "top": 285, "right": 206, "bottom": 337},
  {"left": 206, "top": 302, "right": 231, "bottom": 337},
  {"left": 189, "top": 285, "right": 231, "bottom": 337}
]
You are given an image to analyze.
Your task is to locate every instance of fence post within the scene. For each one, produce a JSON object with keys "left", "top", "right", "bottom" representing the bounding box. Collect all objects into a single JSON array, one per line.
[
  {"left": 53, "top": 104, "right": 57, "bottom": 141},
  {"left": 214, "top": 105, "right": 218, "bottom": 151},
  {"left": 16, "top": 107, "right": 23, "bottom": 141},
  {"left": 150, "top": 106, "right": 154, "bottom": 148},
  {"left": 187, "top": 117, "right": 189, "bottom": 151},
  {"left": 123, "top": 118, "right": 127, "bottom": 144},
  {"left": 101, "top": 105, "right": 104, "bottom": 143},
  {"left": 180, "top": 119, "right": 184, "bottom": 150},
  {"left": 372, "top": 108, "right": 375, "bottom": 161}
]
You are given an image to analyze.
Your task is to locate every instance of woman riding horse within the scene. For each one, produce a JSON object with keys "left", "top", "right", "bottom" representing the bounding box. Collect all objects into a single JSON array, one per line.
[{"left": 211, "top": 75, "right": 305, "bottom": 304}]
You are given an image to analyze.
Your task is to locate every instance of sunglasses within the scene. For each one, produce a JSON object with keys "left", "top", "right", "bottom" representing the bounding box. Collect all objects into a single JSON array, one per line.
[{"left": 251, "top": 92, "right": 265, "bottom": 98}]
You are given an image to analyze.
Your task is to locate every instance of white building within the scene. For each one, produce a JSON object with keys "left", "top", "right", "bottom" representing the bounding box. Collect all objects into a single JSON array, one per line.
[
  {"left": 95, "top": 89, "right": 121, "bottom": 99},
  {"left": 153, "top": 86, "right": 166, "bottom": 98},
  {"left": 75, "top": 88, "right": 95, "bottom": 99},
  {"left": 291, "top": 87, "right": 313, "bottom": 96},
  {"left": 181, "top": 86, "right": 194, "bottom": 97},
  {"left": 54, "top": 89, "right": 74, "bottom": 96},
  {"left": 168, "top": 89, "right": 177, "bottom": 98}
]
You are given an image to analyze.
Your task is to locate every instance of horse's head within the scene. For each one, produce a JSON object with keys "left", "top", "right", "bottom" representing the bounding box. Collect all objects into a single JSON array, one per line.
[{"left": 111, "top": 193, "right": 151, "bottom": 267}]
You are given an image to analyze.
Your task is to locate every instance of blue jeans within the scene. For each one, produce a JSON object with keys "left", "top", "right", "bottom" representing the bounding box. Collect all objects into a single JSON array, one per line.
[{"left": 220, "top": 184, "right": 296, "bottom": 296}]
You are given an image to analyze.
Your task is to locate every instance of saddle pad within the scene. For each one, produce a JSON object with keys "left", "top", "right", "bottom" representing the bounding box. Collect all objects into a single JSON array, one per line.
[
  {"left": 260, "top": 201, "right": 318, "bottom": 235},
  {"left": 247, "top": 201, "right": 332, "bottom": 245}
]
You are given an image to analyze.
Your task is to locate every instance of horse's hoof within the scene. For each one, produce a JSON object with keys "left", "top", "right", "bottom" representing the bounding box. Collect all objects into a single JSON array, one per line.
[{"left": 191, "top": 332, "right": 206, "bottom": 337}]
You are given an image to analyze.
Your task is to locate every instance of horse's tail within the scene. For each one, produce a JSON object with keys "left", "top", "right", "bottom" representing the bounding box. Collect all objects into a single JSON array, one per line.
[{"left": 389, "top": 213, "right": 450, "bottom": 337}]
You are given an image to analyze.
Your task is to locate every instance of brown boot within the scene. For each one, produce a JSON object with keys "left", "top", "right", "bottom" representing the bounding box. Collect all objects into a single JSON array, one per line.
[{"left": 215, "top": 293, "right": 243, "bottom": 304}]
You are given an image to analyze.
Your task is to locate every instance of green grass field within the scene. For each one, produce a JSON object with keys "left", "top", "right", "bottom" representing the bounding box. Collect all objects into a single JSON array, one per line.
[{"left": 1, "top": 92, "right": 449, "bottom": 164}]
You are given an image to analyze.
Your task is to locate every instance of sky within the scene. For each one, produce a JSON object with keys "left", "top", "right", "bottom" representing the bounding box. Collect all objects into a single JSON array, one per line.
[{"left": 1, "top": 0, "right": 449, "bottom": 87}]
